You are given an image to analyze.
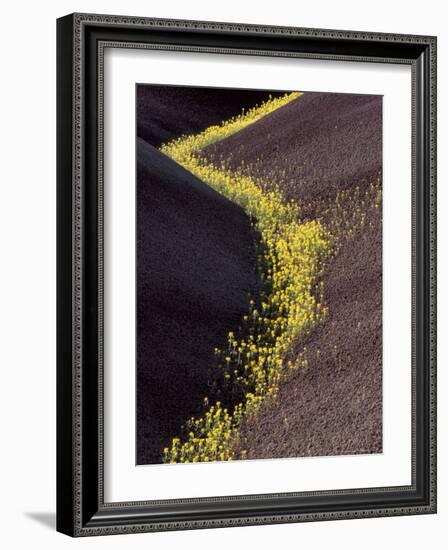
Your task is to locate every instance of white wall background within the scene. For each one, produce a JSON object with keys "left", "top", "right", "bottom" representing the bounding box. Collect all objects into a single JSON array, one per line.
[{"left": 0, "top": 1, "right": 445, "bottom": 548}]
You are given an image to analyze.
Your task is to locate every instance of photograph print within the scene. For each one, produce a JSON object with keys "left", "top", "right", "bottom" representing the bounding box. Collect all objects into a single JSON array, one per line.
[{"left": 136, "top": 84, "right": 383, "bottom": 466}]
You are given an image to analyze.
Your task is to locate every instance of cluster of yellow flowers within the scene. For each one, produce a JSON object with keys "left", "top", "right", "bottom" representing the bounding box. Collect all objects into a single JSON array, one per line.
[{"left": 160, "top": 93, "right": 334, "bottom": 464}]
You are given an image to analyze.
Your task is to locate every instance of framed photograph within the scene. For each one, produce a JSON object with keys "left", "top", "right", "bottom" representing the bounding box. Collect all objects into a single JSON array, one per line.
[{"left": 56, "top": 13, "right": 437, "bottom": 536}]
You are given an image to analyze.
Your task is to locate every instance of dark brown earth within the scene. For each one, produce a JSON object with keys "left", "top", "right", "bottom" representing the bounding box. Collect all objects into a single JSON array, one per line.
[
  {"left": 202, "top": 92, "right": 383, "bottom": 458},
  {"left": 136, "top": 138, "right": 260, "bottom": 464},
  {"left": 137, "top": 85, "right": 284, "bottom": 148}
]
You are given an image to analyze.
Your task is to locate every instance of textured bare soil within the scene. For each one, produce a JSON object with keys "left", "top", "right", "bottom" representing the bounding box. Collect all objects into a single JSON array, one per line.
[{"left": 203, "top": 92, "right": 383, "bottom": 458}]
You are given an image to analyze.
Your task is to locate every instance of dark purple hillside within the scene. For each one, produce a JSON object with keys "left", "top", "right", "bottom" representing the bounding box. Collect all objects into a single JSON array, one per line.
[{"left": 136, "top": 138, "right": 260, "bottom": 464}]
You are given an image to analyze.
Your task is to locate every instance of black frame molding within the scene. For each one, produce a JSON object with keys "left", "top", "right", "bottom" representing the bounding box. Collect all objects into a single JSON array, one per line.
[{"left": 57, "top": 13, "right": 437, "bottom": 537}]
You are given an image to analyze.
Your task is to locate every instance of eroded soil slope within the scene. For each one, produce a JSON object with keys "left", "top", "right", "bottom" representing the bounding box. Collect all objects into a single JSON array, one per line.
[{"left": 136, "top": 138, "right": 261, "bottom": 463}]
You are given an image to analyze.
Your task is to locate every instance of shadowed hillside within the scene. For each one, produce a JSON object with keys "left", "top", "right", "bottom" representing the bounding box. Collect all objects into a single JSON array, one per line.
[{"left": 136, "top": 138, "right": 261, "bottom": 464}]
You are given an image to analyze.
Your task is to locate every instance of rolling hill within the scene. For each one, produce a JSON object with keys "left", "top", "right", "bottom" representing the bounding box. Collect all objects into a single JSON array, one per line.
[{"left": 136, "top": 137, "right": 261, "bottom": 463}]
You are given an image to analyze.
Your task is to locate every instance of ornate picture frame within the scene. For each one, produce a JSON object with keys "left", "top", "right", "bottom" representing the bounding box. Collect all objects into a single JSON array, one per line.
[{"left": 57, "top": 13, "right": 437, "bottom": 536}]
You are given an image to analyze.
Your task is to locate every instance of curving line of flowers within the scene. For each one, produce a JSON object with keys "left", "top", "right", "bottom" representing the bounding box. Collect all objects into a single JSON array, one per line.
[{"left": 158, "top": 93, "right": 334, "bottom": 463}]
